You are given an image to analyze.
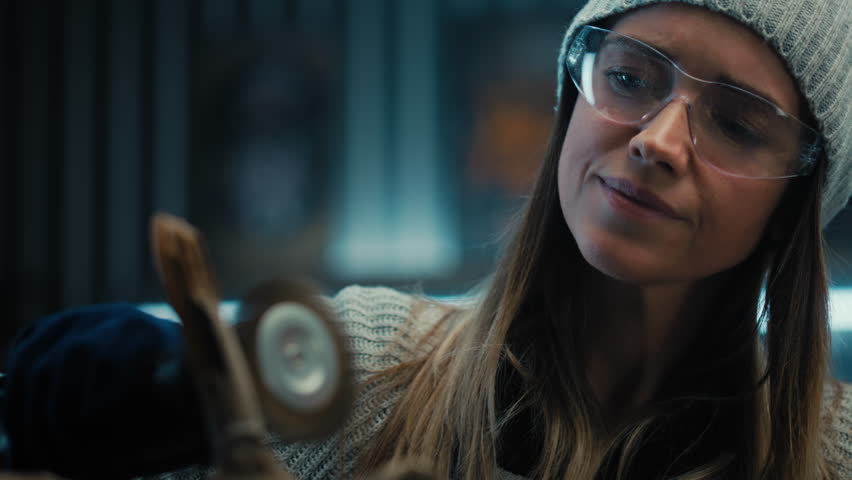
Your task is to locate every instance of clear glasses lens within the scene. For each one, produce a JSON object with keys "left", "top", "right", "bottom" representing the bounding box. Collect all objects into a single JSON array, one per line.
[{"left": 565, "top": 26, "right": 821, "bottom": 179}]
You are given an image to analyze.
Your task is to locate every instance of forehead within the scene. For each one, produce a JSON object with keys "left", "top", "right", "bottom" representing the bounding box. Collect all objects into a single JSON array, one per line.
[{"left": 608, "top": 3, "right": 801, "bottom": 115}]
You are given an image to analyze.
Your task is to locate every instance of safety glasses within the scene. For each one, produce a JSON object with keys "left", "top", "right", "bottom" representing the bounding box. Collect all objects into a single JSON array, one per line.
[{"left": 564, "top": 26, "right": 822, "bottom": 179}]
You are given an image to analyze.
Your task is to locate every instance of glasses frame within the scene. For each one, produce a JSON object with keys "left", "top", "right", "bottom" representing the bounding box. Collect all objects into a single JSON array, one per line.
[{"left": 564, "top": 25, "right": 823, "bottom": 179}]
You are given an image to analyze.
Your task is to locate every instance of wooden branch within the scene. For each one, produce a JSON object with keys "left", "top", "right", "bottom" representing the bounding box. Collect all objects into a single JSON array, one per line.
[{"left": 150, "top": 213, "right": 292, "bottom": 480}]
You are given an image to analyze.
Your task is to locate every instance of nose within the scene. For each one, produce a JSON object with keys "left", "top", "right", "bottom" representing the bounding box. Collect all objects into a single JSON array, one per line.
[{"left": 627, "top": 97, "right": 694, "bottom": 176}]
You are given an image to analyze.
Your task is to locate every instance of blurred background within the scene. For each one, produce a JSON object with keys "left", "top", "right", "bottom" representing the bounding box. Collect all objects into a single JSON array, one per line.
[{"left": 4, "top": 0, "right": 852, "bottom": 376}]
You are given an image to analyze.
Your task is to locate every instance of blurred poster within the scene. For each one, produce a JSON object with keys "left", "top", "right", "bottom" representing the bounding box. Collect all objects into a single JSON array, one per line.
[
  {"left": 445, "top": 11, "right": 570, "bottom": 277},
  {"left": 191, "top": 32, "right": 340, "bottom": 297}
]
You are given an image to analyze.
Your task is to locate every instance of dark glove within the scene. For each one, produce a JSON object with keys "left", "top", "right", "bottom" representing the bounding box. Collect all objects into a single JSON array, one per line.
[{"left": 4, "top": 303, "right": 209, "bottom": 479}]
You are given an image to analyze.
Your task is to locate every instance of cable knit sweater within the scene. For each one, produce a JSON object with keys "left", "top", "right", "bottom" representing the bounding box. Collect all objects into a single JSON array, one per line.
[{"left": 147, "top": 285, "right": 852, "bottom": 480}]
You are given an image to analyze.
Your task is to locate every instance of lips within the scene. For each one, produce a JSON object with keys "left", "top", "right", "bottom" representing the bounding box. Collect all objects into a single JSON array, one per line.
[{"left": 597, "top": 176, "right": 684, "bottom": 220}]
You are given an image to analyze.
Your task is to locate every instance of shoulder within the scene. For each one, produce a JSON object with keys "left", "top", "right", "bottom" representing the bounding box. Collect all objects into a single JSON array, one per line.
[
  {"left": 330, "top": 284, "right": 416, "bottom": 338},
  {"left": 327, "top": 285, "right": 417, "bottom": 373},
  {"left": 822, "top": 380, "right": 852, "bottom": 476},
  {"left": 327, "top": 285, "right": 453, "bottom": 374}
]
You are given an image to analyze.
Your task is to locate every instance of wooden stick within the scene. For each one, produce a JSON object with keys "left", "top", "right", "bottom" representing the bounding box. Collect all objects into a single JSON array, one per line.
[{"left": 150, "top": 213, "right": 292, "bottom": 480}]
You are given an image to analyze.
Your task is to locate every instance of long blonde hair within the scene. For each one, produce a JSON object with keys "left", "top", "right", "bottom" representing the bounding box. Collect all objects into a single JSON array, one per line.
[{"left": 356, "top": 80, "right": 835, "bottom": 479}]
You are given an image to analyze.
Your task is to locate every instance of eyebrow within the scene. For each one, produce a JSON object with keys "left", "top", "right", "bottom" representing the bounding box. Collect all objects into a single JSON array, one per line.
[
  {"left": 606, "top": 33, "right": 788, "bottom": 110},
  {"left": 603, "top": 35, "right": 675, "bottom": 61},
  {"left": 715, "top": 74, "right": 787, "bottom": 111}
]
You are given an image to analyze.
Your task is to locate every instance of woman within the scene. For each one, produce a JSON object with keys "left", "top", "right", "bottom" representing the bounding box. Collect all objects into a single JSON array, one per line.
[
  {"left": 342, "top": 1, "right": 852, "bottom": 478},
  {"left": 4, "top": 0, "right": 852, "bottom": 478}
]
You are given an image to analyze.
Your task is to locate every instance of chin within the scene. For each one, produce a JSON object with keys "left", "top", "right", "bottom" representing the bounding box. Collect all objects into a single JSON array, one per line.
[
  {"left": 578, "top": 244, "right": 649, "bottom": 284},
  {"left": 572, "top": 227, "right": 680, "bottom": 286}
]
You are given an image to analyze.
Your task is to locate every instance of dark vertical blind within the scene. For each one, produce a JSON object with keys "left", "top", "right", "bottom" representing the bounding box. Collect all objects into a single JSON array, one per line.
[
  {"left": 62, "top": 0, "right": 97, "bottom": 310},
  {"left": 4, "top": 0, "right": 349, "bottom": 350},
  {"left": 4, "top": 0, "right": 199, "bottom": 345},
  {"left": 16, "top": 0, "right": 58, "bottom": 326},
  {"left": 2, "top": 0, "right": 19, "bottom": 347}
]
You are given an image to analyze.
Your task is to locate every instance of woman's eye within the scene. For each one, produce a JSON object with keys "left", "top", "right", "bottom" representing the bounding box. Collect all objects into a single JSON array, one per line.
[
  {"left": 607, "top": 70, "right": 646, "bottom": 92},
  {"left": 712, "top": 113, "right": 769, "bottom": 147},
  {"left": 604, "top": 69, "right": 665, "bottom": 100}
]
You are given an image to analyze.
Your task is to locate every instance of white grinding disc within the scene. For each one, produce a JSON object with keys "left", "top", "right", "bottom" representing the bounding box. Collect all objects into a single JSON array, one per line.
[{"left": 255, "top": 302, "right": 340, "bottom": 412}]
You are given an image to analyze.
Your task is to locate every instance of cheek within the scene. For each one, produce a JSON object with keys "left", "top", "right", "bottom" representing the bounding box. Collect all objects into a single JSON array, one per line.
[
  {"left": 557, "top": 127, "right": 588, "bottom": 209},
  {"left": 558, "top": 119, "right": 599, "bottom": 243},
  {"left": 691, "top": 180, "right": 786, "bottom": 269},
  {"left": 557, "top": 103, "right": 618, "bottom": 216}
]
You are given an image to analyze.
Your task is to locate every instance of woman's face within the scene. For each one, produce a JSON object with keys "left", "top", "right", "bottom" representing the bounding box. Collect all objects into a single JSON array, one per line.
[{"left": 558, "top": 4, "right": 801, "bottom": 286}]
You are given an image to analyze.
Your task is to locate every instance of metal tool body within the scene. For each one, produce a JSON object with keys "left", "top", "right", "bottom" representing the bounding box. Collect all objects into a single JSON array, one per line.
[{"left": 234, "top": 280, "right": 352, "bottom": 442}]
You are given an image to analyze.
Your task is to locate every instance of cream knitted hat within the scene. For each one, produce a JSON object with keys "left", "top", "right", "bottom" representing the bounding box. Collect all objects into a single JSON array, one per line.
[{"left": 556, "top": 0, "right": 852, "bottom": 226}]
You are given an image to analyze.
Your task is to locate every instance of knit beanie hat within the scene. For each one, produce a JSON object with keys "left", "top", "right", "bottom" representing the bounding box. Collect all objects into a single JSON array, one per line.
[{"left": 556, "top": 0, "right": 852, "bottom": 227}]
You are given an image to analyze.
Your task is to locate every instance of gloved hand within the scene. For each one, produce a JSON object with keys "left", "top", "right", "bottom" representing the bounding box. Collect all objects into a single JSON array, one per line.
[{"left": 3, "top": 303, "right": 208, "bottom": 479}]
